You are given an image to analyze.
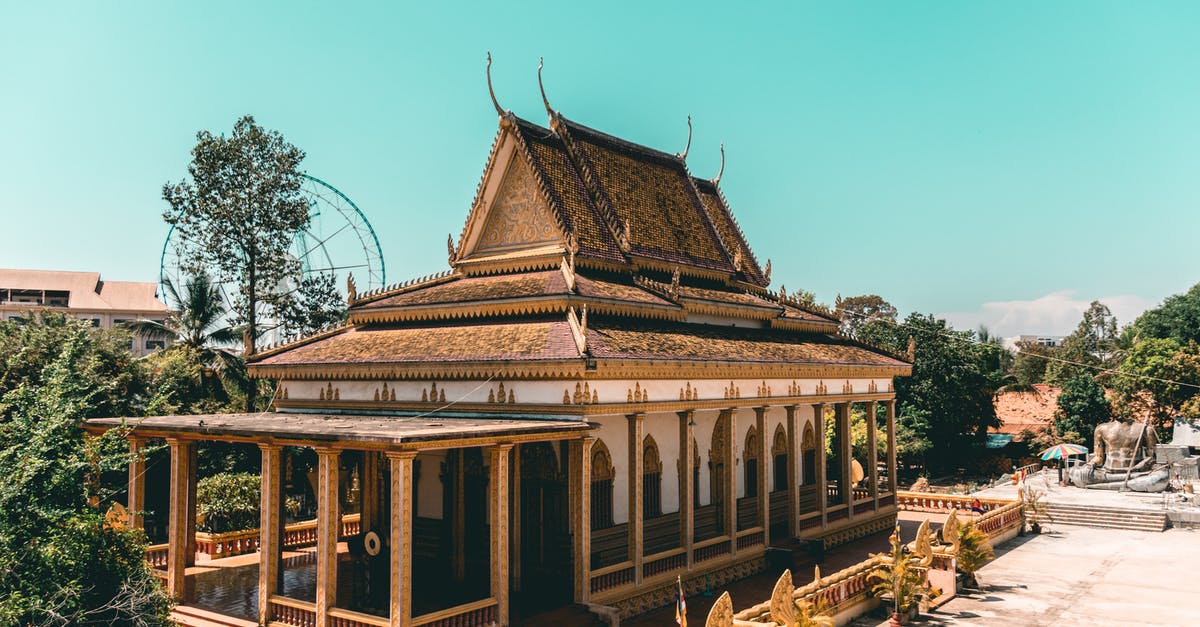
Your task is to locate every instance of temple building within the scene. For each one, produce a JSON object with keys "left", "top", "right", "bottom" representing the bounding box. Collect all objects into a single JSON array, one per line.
[{"left": 86, "top": 63, "right": 911, "bottom": 627}]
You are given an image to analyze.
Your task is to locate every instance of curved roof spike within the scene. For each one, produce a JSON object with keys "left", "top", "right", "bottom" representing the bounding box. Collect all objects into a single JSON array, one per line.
[
  {"left": 678, "top": 115, "right": 693, "bottom": 160},
  {"left": 486, "top": 51, "right": 504, "bottom": 116},
  {"left": 538, "top": 56, "right": 554, "bottom": 116},
  {"left": 712, "top": 143, "right": 726, "bottom": 184}
]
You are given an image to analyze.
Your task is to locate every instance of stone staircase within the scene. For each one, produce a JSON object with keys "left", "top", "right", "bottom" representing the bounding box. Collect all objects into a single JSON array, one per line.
[
  {"left": 516, "top": 603, "right": 607, "bottom": 627},
  {"left": 171, "top": 605, "right": 257, "bottom": 627},
  {"left": 1042, "top": 502, "right": 1168, "bottom": 532}
]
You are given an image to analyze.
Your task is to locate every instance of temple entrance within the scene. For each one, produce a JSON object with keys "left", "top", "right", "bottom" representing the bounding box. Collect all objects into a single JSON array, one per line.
[{"left": 514, "top": 442, "right": 572, "bottom": 617}]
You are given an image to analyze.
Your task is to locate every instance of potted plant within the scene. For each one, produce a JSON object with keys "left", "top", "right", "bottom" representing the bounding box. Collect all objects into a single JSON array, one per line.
[
  {"left": 1022, "top": 485, "right": 1051, "bottom": 534},
  {"left": 869, "top": 526, "right": 932, "bottom": 625},
  {"left": 792, "top": 598, "right": 834, "bottom": 627},
  {"left": 954, "top": 522, "right": 995, "bottom": 589}
]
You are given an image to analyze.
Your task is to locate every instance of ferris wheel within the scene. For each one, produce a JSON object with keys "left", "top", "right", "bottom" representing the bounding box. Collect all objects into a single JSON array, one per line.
[{"left": 159, "top": 174, "right": 386, "bottom": 335}]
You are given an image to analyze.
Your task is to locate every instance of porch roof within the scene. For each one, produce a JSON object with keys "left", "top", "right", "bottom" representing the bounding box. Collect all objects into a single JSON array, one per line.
[{"left": 84, "top": 410, "right": 592, "bottom": 448}]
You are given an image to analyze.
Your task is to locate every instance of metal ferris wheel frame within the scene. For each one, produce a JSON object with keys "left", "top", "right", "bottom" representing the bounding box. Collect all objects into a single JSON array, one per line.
[{"left": 158, "top": 173, "right": 386, "bottom": 303}]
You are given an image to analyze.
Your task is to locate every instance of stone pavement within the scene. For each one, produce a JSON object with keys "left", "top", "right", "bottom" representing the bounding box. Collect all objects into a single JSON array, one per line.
[{"left": 851, "top": 525, "right": 1200, "bottom": 627}]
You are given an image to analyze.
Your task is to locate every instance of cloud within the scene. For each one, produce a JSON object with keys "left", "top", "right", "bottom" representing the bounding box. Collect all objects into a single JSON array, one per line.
[{"left": 938, "top": 290, "right": 1156, "bottom": 338}]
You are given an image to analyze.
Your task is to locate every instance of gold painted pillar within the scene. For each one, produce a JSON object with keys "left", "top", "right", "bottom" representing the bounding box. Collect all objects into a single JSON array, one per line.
[
  {"left": 867, "top": 401, "right": 879, "bottom": 509},
  {"left": 488, "top": 445, "right": 512, "bottom": 623},
  {"left": 785, "top": 406, "right": 800, "bottom": 538},
  {"left": 570, "top": 436, "right": 594, "bottom": 603},
  {"left": 839, "top": 403, "right": 854, "bottom": 520},
  {"left": 813, "top": 403, "right": 827, "bottom": 528},
  {"left": 388, "top": 451, "right": 417, "bottom": 627},
  {"left": 127, "top": 436, "right": 147, "bottom": 530},
  {"left": 186, "top": 442, "right": 198, "bottom": 567},
  {"left": 755, "top": 407, "right": 769, "bottom": 542},
  {"left": 627, "top": 412, "right": 644, "bottom": 584},
  {"left": 361, "top": 452, "right": 384, "bottom": 535},
  {"left": 511, "top": 444, "right": 522, "bottom": 593},
  {"left": 723, "top": 409, "right": 737, "bottom": 555},
  {"left": 677, "top": 411, "right": 694, "bottom": 568},
  {"left": 886, "top": 400, "right": 898, "bottom": 494},
  {"left": 451, "top": 451, "right": 466, "bottom": 582},
  {"left": 258, "top": 444, "right": 284, "bottom": 625},
  {"left": 166, "top": 438, "right": 195, "bottom": 599},
  {"left": 315, "top": 447, "right": 341, "bottom": 624}
]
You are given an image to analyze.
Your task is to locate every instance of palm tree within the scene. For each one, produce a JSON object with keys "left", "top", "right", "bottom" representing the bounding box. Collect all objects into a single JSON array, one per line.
[{"left": 125, "top": 273, "right": 244, "bottom": 379}]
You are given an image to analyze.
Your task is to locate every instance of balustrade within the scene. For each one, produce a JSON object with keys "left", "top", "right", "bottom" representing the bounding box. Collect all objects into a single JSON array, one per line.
[{"left": 411, "top": 598, "right": 498, "bottom": 627}]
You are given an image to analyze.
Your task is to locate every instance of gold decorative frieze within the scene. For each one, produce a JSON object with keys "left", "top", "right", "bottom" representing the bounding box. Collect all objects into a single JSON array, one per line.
[
  {"left": 318, "top": 383, "right": 340, "bottom": 401},
  {"left": 280, "top": 386, "right": 289, "bottom": 400},
  {"left": 787, "top": 380, "right": 800, "bottom": 396},
  {"left": 842, "top": 380, "right": 854, "bottom": 394},
  {"left": 868, "top": 380, "right": 879, "bottom": 393},
  {"left": 756, "top": 381, "right": 772, "bottom": 397},
  {"left": 627, "top": 382, "right": 648, "bottom": 403},
  {"left": 815, "top": 380, "right": 828, "bottom": 395},
  {"left": 487, "top": 382, "right": 513, "bottom": 404},
  {"left": 679, "top": 382, "right": 697, "bottom": 401},
  {"left": 723, "top": 381, "right": 741, "bottom": 399},
  {"left": 374, "top": 382, "right": 396, "bottom": 402},
  {"left": 570, "top": 381, "right": 594, "bottom": 405},
  {"left": 422, "top": 382, "right": 446, "bottom": 403}
]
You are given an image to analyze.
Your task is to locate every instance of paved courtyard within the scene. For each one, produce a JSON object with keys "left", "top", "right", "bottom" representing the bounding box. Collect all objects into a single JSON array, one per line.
[{"left": 853, "top": 524, "right": 1200, "bottom": 627}]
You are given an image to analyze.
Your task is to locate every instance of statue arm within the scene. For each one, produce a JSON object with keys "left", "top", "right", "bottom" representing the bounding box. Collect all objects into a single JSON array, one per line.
[{"left": 1090, "top": 426, "right": 1106, "bottom": 467}]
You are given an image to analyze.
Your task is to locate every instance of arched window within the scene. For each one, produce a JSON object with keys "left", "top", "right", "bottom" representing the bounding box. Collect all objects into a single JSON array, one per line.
[
  {"left": 642, "top": 435, "right": 663, "bottom": 519},
  {"left": 709, "top": 414, "right": 729, "bottom": 531},
  {"left": 802, "top": 422, "right": 817, "bottom": 486},
  {"left": 772, "top": 425, "right": 788, "bottom": 492},
  {"left": 591, "top": 440, "right": 615, "bottom": 530},
  {"left": 743, "top": 425, "right": 760, "bottom": 498},
  {"left": 692, "top": 437, "right": 701, "bottom": 509}
]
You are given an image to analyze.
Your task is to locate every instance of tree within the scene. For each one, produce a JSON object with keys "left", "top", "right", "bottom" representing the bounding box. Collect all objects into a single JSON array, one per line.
[
  {"left": 857, "top": 313, "right": 1002, "bottom": 472},
  {"left": 1128, "top": 283, "right": 1200, "bottom": 346},
  {"left": 1114, "top": 337, "right": 1200, "bottom": 435},
  {"left": 280, "top": 272, "right": 346, "bottom": 338},
  {"left": 834, "top": 294, "right": 897, "bottom": 339},
  {"left": 1010, "top": 339, "right": 1053, "bottom": 388},
  {"left": 1047, "top": 301, "right": 1121, "bottom": 385},
  {"left": 954, "top": 522, "right": 994, "bottom": 588},
  {"left": 164, "top": 115, "right": 311, "bottom": 412},
  {"left": 1054, "top": 374, "right": 1111, "bottom": 446},
  {"left": 0, "top": 328, "right": 171, "bottom": 624}
]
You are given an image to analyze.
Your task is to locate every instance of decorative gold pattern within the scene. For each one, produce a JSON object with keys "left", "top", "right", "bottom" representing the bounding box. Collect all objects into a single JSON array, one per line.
[
  {"left": 475, "top": 156, "right": 561, "bottom": 253},
  {"left": 705, "top": 591, "right": 733, "bottom": 627},
  {"left": 626, "top": 382, "right": 649, "bottom": 403},
  {"left": 768, "top": 569, "right": 795, "bottom": 625},
  {"left": 591, "top": 439, "right": 615, "bottom": 482},
  {"left": 842, "top": 380, "right": 854, "bottom": 394},
  {"left": 756, "top": 381, "right": 772, "bottom": 397},
  {"left": 815, "top": 380, "right": 828, "bottom": 395},
  {"left": 868, "top": 380, "right": 879, "bottom": 393}
]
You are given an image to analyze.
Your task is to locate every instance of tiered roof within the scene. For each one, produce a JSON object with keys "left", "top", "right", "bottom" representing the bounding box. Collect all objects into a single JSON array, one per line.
[{"left": 248, "top": 95, "right": 908, "bottom": 382}]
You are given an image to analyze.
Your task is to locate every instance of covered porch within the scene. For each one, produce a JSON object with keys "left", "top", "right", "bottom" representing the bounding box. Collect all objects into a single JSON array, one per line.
[{"left": 85, "top": 411, "right": 592, "bottom": 627}]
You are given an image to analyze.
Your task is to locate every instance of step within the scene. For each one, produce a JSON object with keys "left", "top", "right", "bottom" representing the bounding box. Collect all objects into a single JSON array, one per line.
[{"left": 171, "top": 606, "right": 257, "bottom": 627}]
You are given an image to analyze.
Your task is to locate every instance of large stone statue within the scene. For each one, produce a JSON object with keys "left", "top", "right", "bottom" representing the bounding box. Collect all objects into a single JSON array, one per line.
[{"left": 1068, "top": 410, "right": 1169, "bottom": 492}]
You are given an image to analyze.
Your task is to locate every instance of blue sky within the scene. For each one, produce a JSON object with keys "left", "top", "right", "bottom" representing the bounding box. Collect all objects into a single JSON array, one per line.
[{"left": 2, "top": 2, "right": 1198, "bottom": 336}]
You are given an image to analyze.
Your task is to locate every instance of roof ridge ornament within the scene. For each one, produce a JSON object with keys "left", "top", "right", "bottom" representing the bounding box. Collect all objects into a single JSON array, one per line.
[
  {"left": 677, "top": 115, "right": 692, "bottom": 160},
  {"left": 486, "top": 51, "right": 505, "bottom": 116},
  {"left": 538, "top": 56, "right": 554, "bottom": 117},
  {"left": 712, "top": 143, "right": 725, "bottom": 185}
]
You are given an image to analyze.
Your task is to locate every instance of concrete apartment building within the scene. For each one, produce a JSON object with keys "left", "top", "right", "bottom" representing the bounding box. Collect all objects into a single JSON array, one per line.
[{"left": 0, "top": 268, "right": 172, "bottom": 356}]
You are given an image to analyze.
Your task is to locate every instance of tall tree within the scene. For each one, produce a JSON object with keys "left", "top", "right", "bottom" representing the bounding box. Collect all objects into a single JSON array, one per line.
[
  {"left": 1046, "top": 301, "right": 1121, "bottom": 385},
  {"left": 1010, "top": 339, "right": 1053, "bottom": 388},
  {"left": 835, "top": 294, "right": 898, "bottom": 339},
  {"left": 1054, "top": 373, "right": 1111, "bottom": 445},
  {"left": 164, "top": 115, "right": 310, "bottom": 412},
  {"left": 1128, "top": 283, "right": 1200, "bottom": 345}
]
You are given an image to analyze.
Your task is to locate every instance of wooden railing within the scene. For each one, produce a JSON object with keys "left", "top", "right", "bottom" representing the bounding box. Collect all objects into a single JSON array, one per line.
[
  {"left": 642, "top": 547, "right": 686, "bottom": 580},
  {"left": 798, "top": 512, "right": 821, "bottom": 530},
  {"left": 735, "top": 527, "right": 764, "bottom": 551},
  {"left": 329, "top": 607, "right": 389, "bottom": 627},
  {"left": 268, "top": 595, "right": 316, "bottom": 627},
  {"left": 853, "top": 499, "right": 875, "bottom": 515},
  {"left": 590, "top": 560, "right": 635, "bottom": 594},
  {"left": 827, "top": 505, "right": 848, "bottom": 523},
  {"left": 145, "top": 543, "right": 168, "bottom": 569},
  {"left": 1015, "top": 462, "right": 1042, "bottom": 476},
  {"left": 691, "top": 535, "right": 730, "bottom": 564},
  {"left": 147, "top": 513, "right": 362, "bottom": 563},
  {"left": 975, "top": 500, "right": 1024, "bottom": 540},
  {"left": 895, "top": 491, "right": 1010, "bottom": 514},
  {"left": 412, "top": 598, "right": 498, "bottom": 627},
  {"left": 195, "top": 528, "right": 259, "bottom": 557}
]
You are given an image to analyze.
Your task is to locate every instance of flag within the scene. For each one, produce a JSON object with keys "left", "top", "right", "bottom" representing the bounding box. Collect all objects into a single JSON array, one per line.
[{"left": 675, "top": 575, "right": 687, "bottom": 626}]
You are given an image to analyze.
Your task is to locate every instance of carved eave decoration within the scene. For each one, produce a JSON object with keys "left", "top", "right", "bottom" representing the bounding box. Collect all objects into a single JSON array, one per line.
[
  {"left": 248, "top": 324, "right": 355, "bottom": 363},
  {"left": 347, "top": 294, "right": 686, "bottom": 326},
  {"left": 768, "top": 317, "right": 841, "bottom": 334},
  {"left": 349, "top": 270, "right": 460, "bottom": 308}
]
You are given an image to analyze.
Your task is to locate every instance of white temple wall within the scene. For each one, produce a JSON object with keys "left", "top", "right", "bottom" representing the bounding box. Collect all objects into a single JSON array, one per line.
[
  {"left": 592, "top": 414, "right": 631, "bottom": 525},
  {"left": 691, "top": 409, "right": 720, "bottom": 507},
  {"left": 641, "top": 411, "right": 681, "bottom": 514},
  {"left": 734, "top": 408, "right": 753, "bottom": 499},
  {"left": 766, "top": 406, "right": 787, "bottom": 491}
]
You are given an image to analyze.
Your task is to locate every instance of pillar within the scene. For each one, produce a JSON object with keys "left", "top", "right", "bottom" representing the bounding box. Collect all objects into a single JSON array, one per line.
[
  {"left": 785, "top": 406, "right": 800, "bottom": 537},
  {"left": 511, "top": 444, "right": 522, "bottom": 593},
  {"left": 678, "top": 411, "right": 694, "bottom": 567},
  {"left": 723, "top": 409, "right": 737, "bottom": 554},
  {"left": 186, "top": 442, "right": 198, "bottom": 567},
  {"left": 755, "top": 407, "right": 770, "bottom": 542},
  {"left": 886, "top": 400, "right": 898, "bottom": 494},
  {"left": 813, "top": 404, "right": 827, "bottom": 528},
  {"left": 258, "top": 444, "right": 284, "bottom": 625},
  {"left": 627, "top": 413, "right": 644, "bottom": 583},
  {"left": 488, "top": 445, "right": 512, "bottom": 622},
  {"left": 165, "top": 438, "right": 195, "bottom": 599},
  {"left": 867, "top": 401, "right": 879, "bottom": 508},
  {"left": 315, "top": 448, "right": 341, "bottom": 624},
  {"left": 570, "top": 436, "right": 594, "bottom": 603},
  {"left": 127, "top": 436, "right": 147, "bottom": 530},
  {"left": 451, "top": 451, "right": 466, "bottom": 582},
  {"left": 839, "top": 403, "right": 853, "bottom": 519},
  {"left": 361, "top": 452, "right": 384, "bottom": 535},
  {"left": 388, "top": 451, "right": 416, "bottom": 627}
]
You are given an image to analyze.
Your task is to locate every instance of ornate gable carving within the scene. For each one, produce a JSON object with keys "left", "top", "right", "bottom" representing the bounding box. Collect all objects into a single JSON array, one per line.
[{"left": 474, "top": 156, "right": 562, "bottom": 254}]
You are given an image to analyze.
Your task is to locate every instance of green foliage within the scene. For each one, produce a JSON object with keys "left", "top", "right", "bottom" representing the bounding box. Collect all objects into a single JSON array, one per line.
[
  {"left": 164, "top": 115, "right": 314, "bottom": 411},
  {"left": 792, "top": 598, "right": 834, "bottom": 627},
  {"left": 0, "top": 331, "right": 171, "bottom": 624},
  {"left": 868, "top": 528, "right": 932, "bottom": 613},
  {"left": 196, "top": 472, "right": 261, "bottom": 533},
  {"left": 1128, "top": 283, "right": 1200, "bottom": 346},
  {"left": 834, "top": 294, "right": 897, "bottom": 339},
  {"left": 1054, "top": 374, "right": 1111, "bottom": 446},
  {"left": 1115, "top": 337, "right": 1200, "bottom": 435},
  {"left": 1046, "top": 301, "right": 1121, "bottom": 386},
  {"left": 1010, "top": 339, "right": 1053, "bottom": 387},
  {"left": 954, "top": 522, "right": 994, "bottom": 585},
  {"left": 281, "top": 271, "right": 347, "bottom": 338},
  {"left": 858, "top": 313, "right": 1003, "bottom": 472},
  {"left": 0, "top": 312, "right": 150, "bottom": 420}
]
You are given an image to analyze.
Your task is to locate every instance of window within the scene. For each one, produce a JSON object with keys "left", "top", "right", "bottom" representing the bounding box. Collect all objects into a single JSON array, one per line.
[
  {"left": 145, "top": 339, "right": 166, "bottom": 351},
  {"left": 743, "top": 426, "right": 759, "bottom": 498},
  {"left": 772, "top": 425, "right": 789, "bottom": 492},
  {"left": 692, "top": 438, "right": 701, "bottom": 509},
  {"left": 87, "top": 318, "right": 101, "bottom": 327},
  {"left": 802, "top": 423, "right": 817, "bottom": 486},
  {"left": 590, "top": 440, "right": 615, "bottom": 530},
  {"left": 642, "top": 435, "right": 662, "bottom": 519}
]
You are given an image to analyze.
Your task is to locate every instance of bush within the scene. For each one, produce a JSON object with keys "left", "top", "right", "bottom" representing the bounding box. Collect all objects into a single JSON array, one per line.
[{"left": 197, "top": 472, "right": 260, "bottom": 533}]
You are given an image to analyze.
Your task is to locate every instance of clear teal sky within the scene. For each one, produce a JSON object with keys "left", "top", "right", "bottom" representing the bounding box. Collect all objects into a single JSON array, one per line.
[{"left": 2, "top": 2, "right": 1198, "bottom": 335}]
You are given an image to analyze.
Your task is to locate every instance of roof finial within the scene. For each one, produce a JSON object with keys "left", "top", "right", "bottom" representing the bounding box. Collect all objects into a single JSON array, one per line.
[
  {"left": 486, "top": 51, "right": 504, "bottom": 116},
  {"left": 538, "top": 56, "right": 554, "bottom": 116},
  {"left": 712, "top": 143, "right": 726, "bottom": 184},
  {"left": 678, "top": 115, "right": 692, "bottom": 160}
]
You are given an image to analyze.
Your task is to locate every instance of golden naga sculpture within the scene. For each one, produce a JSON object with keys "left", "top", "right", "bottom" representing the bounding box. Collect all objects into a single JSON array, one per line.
[
  {"left": 705, "top": 590, "right": 733, "bottom": 627},
  {"left": 768, "top": 569, "right": 795, "bottom": 625}
]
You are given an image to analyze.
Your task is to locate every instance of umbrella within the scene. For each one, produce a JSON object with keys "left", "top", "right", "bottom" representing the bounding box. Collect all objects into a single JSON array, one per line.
[{"left": 1039, "top": 443, "right": 1089, "bottom": 461}]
